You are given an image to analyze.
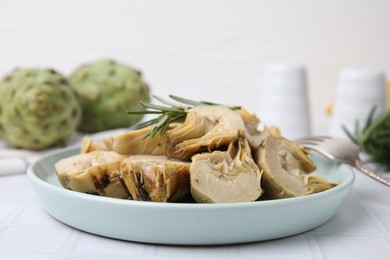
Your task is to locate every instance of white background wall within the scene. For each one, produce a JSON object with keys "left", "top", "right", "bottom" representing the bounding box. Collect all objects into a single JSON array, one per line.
[{"left": 1, "top": 0, "right": 389, "bottom": 134}]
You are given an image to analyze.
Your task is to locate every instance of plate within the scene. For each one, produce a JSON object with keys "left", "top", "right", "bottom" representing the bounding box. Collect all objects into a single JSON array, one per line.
[{"left": 27, "top": 146, "right": 354, "bottom": 245}]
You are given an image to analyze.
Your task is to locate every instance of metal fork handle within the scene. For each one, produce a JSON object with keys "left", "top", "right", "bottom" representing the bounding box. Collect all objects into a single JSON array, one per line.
[{"left": 354, "top": 159, "right": 390, "bottom": 186}]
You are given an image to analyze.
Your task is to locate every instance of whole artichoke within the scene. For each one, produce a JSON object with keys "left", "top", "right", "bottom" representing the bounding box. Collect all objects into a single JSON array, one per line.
[
  {"left": 69, "top": 59, "right": 150, "bottom": 132},
  {"left": 0, "top": 68, "right": 81, "bottom": 150}
]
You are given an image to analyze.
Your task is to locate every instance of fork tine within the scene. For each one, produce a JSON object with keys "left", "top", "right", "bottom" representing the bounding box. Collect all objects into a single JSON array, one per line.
[
  {"left": 294, "top": 136, "right": 324, "bottom": 144},
  {"left": 295, "top": 136, "right": 336, "bottom": 146},
  {"left": 298, "top": 143, "right": 317, "bottom": 150},
  {"left": 295, "top": 139, "right": 319, "bottom": 145},
  {"left": 298, "top": 136, "right": 330, "bottom": 142},
  {"left": 296, "top": 143, "right": 335, "bottom": 160}
]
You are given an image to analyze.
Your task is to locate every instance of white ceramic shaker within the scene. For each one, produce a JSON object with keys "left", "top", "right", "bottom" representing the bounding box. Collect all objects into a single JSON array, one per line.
[
  {"left": 259, "top": 63, "right": 311, "bottom": 139},
  {"left": 329, "top": 68, "right": 387, "bottom": 138}
]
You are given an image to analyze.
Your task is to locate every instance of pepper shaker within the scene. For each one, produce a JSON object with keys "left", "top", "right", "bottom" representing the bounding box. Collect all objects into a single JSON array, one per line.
[
  {"left": 258, "top": 63, "right": 311, "bottom": 139},
  {"left": 329, "top": 68, "right": 387, "bottom": 138}
]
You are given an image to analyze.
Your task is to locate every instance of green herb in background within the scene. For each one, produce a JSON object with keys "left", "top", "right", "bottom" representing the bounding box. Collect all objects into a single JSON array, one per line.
[
  {"left": 343, "top": 107, "right": 390, "bottom": 170},
  {"left": 126, "top": 95, "right": 239, "bottom": 138}
]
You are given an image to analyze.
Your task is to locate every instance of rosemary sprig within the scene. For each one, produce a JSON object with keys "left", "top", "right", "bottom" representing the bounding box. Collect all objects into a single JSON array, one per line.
[
  {"left": 343, "top": 106, "right": 390, "bottom": 170},
  {"left": 127, "top": 95, "right": 238, "bottom": 138}
]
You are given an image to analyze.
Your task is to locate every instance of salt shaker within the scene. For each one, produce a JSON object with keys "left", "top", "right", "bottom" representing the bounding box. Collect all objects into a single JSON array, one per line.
[
  {"left": 329, "top": 68, "right": 387, "bottom": 138},
  {"left": 258, "top": 63, "right": 311, "bottom": 139}
]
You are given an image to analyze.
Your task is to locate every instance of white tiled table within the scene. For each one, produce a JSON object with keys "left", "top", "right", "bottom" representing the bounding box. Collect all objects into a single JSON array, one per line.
[{"left": 0, "top": 157, "right": 390, "bottom": 260}]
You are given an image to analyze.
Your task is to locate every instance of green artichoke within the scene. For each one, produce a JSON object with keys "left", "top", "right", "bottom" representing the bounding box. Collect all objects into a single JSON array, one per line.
[
  {"left": 69, "top": 59, "right": 150, "bottom": 132},
  {"left": 0, "top": 68, "right": 81, "bottom": 150}
]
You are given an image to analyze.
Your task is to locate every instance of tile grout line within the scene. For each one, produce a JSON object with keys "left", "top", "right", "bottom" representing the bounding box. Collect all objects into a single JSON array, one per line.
[
  {"left": 53, "top": 228, "right": 81, "bottom": 260},
  {"left": 351, "top": 188, "right": 390, "bottom": 245},
  {"left": 0, "top": 195, "right": 36, "bottom": 229},
  {"left": 305, "top": 232, "right": 326, "bottom": 260}
]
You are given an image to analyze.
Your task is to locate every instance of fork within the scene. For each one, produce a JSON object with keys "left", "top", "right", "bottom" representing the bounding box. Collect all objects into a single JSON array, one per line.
[{"left": 295, "top": 136, "right": 390, "bottom": 187}]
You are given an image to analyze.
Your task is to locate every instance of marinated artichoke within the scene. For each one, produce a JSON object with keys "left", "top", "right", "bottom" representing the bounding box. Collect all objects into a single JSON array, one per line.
[
  {"left": 55, "top": 151, "right": 130, "bottom": 199},
  {"left": 0, "top": 68, "right": 81, "bottom": 149},
  {"left": 190, "top": 135, "right": 262, "bottom": 203},
  {"left": 121, "top": 155, "right": 190, "bottom": 202},
  {"left": 81, "top": 123, "right": 174, "bottom": 155},
  {"left": 235, "top": 107, "right": 263, "bottom": 149},
  {"left": 165, "top": 105, "right": 245, "bottom": 161},
  {"left": 55, "top": 151, "right": 190, "bottom": 202},
  {"left": 69, "top": 59, "right": 150, "bottom": 132},
  {"left": 256, "top": 135, "right": 337, "bottom": 199}
]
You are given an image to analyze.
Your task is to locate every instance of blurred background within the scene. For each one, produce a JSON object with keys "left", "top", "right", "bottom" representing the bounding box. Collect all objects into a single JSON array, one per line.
[{"left": 1, "top": 0, "right": 389, "bottom": 134}]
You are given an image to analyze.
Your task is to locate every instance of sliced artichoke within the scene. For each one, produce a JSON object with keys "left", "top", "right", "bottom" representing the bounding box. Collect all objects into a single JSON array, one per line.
[
  {"left": 166, "top": 106, "right": 245, "bottom": 161},
  {"left": 121, "top": 155, "right": 190, "bottom": 202},
  {"left": 235, "top": 107, "right": 263, "bottom": 149},
  {"left": 55, "top": 151, "right": 130, "bottom": 199},
  {"left": 255, "top": 135, "right": 337, "bottom": 199},
  {"left": 190, "top": 135, "right": 262, "bottom": 203},
  {"left": 81, "top": 124, "right": 167, "bottom": 155},
  {"left": 81, "top": 136, "right": 108, "bottom": 153},
  {"left": 259, "top": 125, "right": 282, "bottom": 138}
]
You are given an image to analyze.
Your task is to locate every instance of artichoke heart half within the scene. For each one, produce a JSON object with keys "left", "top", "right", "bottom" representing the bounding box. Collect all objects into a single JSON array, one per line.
[
  {"left": 190, "top": 135, "right": 262, "bottom": 203},
  {"left": 121, "top": 155, "right": 190, "bottom": 202},
  {"left": 55, "top": 151, "right": 130, "bottom": 199},
  {"left": 256, "top": 135, "right": 337, "bottom": 199},
  {"left": 166, "top": 106, "right": 245, "bottom": 161},
  {"left": 81, "top": 124, "right": 167, "bottom": 155},
  {"left": 235, "top": 107, "right": 263, "bottom": 149}
]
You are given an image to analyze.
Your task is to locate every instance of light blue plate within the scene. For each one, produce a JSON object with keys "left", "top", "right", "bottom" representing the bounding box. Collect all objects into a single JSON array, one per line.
[{"left": 27, "top": 146, "right": 354, "bottom": 245}]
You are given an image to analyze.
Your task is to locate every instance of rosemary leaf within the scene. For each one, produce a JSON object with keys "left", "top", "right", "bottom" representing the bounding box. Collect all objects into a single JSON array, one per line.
[
  {"left": 140, "top": 102, "right": 184, "bottom": 113},
  {"left": 152, "top": 95, "right": 185, "bottom": 108},
  {"left": 127, "top": 110, "right": 164, "bottom": 115},
  {"left": 159, "top": 120, "right": 170, "bottom": 136},
  {"left": 169, "top": 95, "right": 205, "bottom": 106},
  {"left": 169, "top": 113, "right": 187, "bottom": 122},
  {"left": 132, "top": 118, "right": 160, "bottom": 130},
  {"left": 342, "top": 125, "right": 358, "bottom": 144},
  {"left": 149, "top": 125, "right": 159, "bottom": 138},
  {"left": 150, "top": 114, "right": 170, "bottom": 137},
  {"left": 364, "top": 106, "right": 376, "bottom": 130}
]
